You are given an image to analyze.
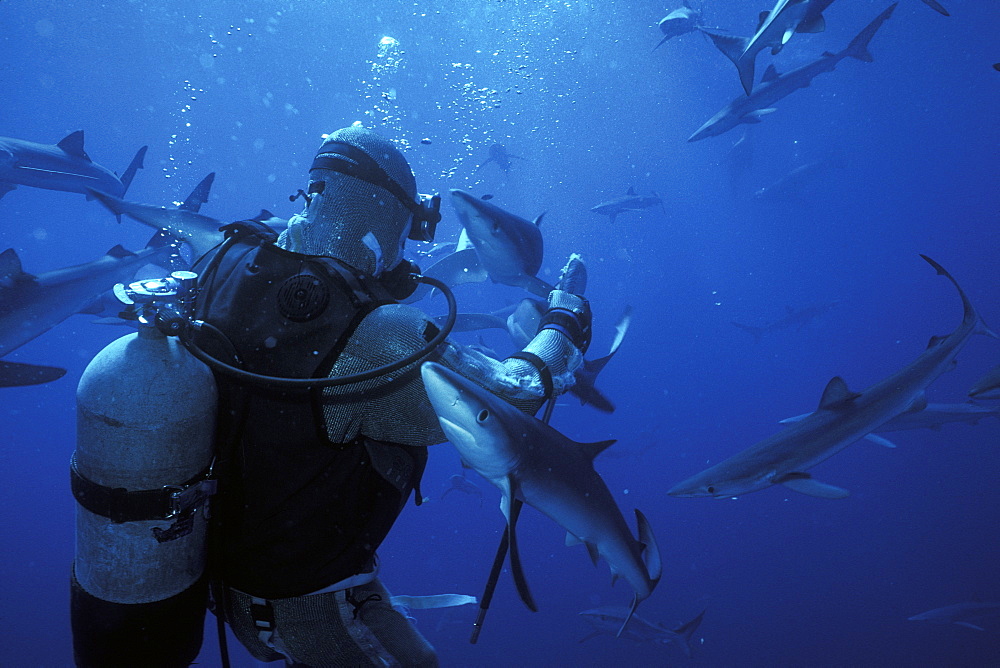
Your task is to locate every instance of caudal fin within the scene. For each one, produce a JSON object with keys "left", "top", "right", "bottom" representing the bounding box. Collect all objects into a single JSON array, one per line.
[
  {"left": 672, "top": 609, "right": 706, "bottom": 657},
  {"left": 844, "top": 3, "right": 896, "bottom": 63},
  {"left": 119, "top": 145, "right": 148, "bottom": 196}
]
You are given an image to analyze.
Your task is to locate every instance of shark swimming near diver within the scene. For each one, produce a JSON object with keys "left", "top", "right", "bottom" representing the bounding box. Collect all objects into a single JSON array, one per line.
[
  {"left": 449, "top": 190, "right": 554, "bottom": 298},
  {"left": 579, "top": 606, "right": 705, "bottom": 656},
  {"left": 669, "top": 255, "right": 996, "bottom": 500},
  {"left": 0, "top": 131, "right": 146, "bottom": 206},
  {"left": 702, "top": 0, "right": 837, "bottom": 95},
  {"left": 421, "top": 361, "right": 661, "bottom": 635},
  {"left": 590, "top": 188, "right": 664, "bottom": 225},
  {"left": 0, "top": 240, "right": 173, "bottom": 387},
  {"left": 689, "top": 3, "right": 896, "bottom": 141}
]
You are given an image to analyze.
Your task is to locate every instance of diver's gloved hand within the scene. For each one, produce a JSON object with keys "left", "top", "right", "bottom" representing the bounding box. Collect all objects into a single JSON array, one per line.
[{"left": 540, "top": 290, "right": 591, "bottom": 354}]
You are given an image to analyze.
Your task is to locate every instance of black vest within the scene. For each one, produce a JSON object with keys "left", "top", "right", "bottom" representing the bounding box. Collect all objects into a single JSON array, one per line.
[{"left": 192, "top": 230, "right": 427, "bottom": 598}]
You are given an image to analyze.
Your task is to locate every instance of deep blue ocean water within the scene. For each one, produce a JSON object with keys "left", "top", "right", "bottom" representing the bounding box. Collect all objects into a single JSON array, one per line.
[{"left": 2, "top": 1, "right": 998, "bottom": 665}]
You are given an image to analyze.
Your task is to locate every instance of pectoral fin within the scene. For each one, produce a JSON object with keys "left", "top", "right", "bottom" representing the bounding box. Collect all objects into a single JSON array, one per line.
[
  {"left": 777, "top": 472, "right": 850, "bottom": 499},
  {"left": 954, "top": 621, "right": 985, "bottom": 631},
  {"left": 864, "top": 433, "right": 898, "bottom": 449}
]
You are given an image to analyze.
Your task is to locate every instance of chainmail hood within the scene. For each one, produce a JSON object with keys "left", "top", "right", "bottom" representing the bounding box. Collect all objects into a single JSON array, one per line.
[{"left": 278, "top": 126, "right": 417, "bottom": 275}]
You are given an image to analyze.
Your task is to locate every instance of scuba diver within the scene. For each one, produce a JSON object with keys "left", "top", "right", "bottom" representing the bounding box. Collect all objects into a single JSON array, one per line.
[{"left": 73, "top": 125, "right": 589, "bottom": 666}]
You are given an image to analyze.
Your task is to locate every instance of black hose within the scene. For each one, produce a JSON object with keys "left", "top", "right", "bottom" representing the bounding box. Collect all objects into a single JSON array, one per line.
[{"left": 180, "top": 275, "right": 457, "bottom": 389}]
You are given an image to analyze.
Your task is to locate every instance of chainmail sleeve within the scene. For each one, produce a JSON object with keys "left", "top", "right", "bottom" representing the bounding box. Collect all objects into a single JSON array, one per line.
[{"left": 320, "top": 304, "right": 582, "bottom": 447}]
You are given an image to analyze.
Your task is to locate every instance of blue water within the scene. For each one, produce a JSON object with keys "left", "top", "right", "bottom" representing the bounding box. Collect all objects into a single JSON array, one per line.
[{"left": 2, "top": 1, "right": 998, "bottom": 665}]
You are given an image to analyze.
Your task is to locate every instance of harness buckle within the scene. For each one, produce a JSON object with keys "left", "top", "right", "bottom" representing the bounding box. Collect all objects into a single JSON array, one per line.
[{"left": 164, "top": 478, "right": 218, "bottom": 519}]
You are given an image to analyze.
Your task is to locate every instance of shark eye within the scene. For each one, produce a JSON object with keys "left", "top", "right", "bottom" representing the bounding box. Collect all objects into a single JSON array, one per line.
[
  {"left": 706, "top": 486, "right": 716, "bottom": 495},
  {"left": 476, "top": 409, "right": 490, "bottom": 423}
]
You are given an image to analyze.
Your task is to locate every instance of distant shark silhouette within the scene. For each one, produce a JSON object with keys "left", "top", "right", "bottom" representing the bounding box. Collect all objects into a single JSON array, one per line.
[
  {"left": 474, "top": 143, "right": 524, "bottom": 175},
  {"left": 579, "top": 606, "right": 705, "bottom": 656},
  {"left": 732, "top": 301, "right": 839, "bottom": 342},
  {"left": 590, "top": 188, "right": 665, "bottom": 225}
]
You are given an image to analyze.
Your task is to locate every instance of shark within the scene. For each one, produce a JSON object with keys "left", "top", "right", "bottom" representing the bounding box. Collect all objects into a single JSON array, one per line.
[
  {"left": 87, "top": 183, "right": 225, "bottom": 261},
  {"left": 780, "top": 402, "right": 1000, "bottom": 449},
  {"left": 732, "top": 301, "right": 840, "bottom": 342},
  {"left": 754, "top": 156, "right": 846, "bottom": 201},
  {"left": 0, "top": 131, "right": 146, "bottom": 203},
  {"left": 579, "top": 606, "right": 705, "bottom": 656},
  {"left": 703, "top": 0, "right": 836, "bottom": 94},
  {"left": 474, "top": 143, "right": 524, "bottom": 175},
  {"left": 450, "top": 190, "right": 554, "bottom": 297},
  {"left": 653, "top": 2, "right": 703, "bottom": 50},
  {"left": 90, "top": 178, "right": 289, "bottom": 265},
  {"left": 969, "top": 364, "right": 1000, "bottom": 400},
  {"left": 0, "top": 241, "right": 172, "bottom": 387},
  {"left": 569, "top": 306, "right": 632, "bottom": 413},
  {"left": 420, "top": 361, "right": 661, "bottom": 634},
  {"left": 669, "top": 255, "right": 996, "bottom": 500},
  {"left": 918, "top": 0, "right": 949, "bottom": 17},
  {"left": 908, "top": 602, "right": 1000, "bottom": 631},
  {"left": 590, "top": 188, "right": 664, "bottom": 225},
  {"left": 689, "top": 3, "right": 896, "bottom": 141}
]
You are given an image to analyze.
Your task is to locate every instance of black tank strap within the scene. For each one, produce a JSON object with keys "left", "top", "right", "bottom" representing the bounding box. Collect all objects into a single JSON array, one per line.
[{"left": 70, "top": 452, "right": 216, "bottom": 524}]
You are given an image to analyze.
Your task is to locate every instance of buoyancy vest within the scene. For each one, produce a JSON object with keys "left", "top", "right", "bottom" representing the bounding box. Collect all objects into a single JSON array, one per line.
[{"left": 191, "top": 225, "right": 428, "bottom": 598}]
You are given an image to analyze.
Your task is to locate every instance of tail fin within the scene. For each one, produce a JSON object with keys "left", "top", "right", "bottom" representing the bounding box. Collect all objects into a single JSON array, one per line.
[
  {"left": 844, "top": 3, "right": 896, "bottom": 63},
  {"left": 701, "top": 29, "right": 749, "bottom": 66},
  {"left": 119, "top": 145, "right": 148, "bottom": 196},
  {"left": 671, "top": 609, "right": 707, "bottom": 657}
]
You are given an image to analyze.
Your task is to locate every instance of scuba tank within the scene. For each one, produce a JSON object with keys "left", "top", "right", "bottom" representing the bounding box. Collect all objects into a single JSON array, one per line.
[{"left": 71, "top": 272, "right": 217, "bottom": 667}]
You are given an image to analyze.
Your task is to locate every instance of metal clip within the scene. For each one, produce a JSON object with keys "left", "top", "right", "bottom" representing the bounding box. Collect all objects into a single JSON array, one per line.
[{"left": 164, "top": 478, "right": 218, "bottom": 519}]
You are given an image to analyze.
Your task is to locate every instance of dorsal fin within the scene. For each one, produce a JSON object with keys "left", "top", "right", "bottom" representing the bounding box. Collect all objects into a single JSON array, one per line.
[
  {"left": 627, "top": 187, "right": 637, "bottom": 196},
  {"left": 0, "top": 248, "right": 25, "bottom": 280},
  {"left": 105, "top": 245, "right": 134, "bottom": 259},
  {"left": 181, "top": 172, "right": 215, "bottom": 212},
  {"left": 817, "top": 376, "right": 860, "bottom": 410},
  {"left": 756, "top": 10, "right": 770, "bottom": 32},
  {"left": 762, "top": 64, "right": 781, "bottom": 83},
  {"left": 578, "top": 439, "right": 617, "bottom": 460},
  {"left": 532, "top": 212, "right": 545, "bottom": 228},
  {"left": 57, "top": 130, "right": 90, "bottom": 160},
  {"left": 927, "top": 334, "right": 948, "bottom": 348}
]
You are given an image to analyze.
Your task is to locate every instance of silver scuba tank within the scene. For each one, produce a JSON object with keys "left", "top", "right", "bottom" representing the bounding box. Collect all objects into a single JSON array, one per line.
[{"left": 70, "top": 272, "right": 217, "bottom": 667}]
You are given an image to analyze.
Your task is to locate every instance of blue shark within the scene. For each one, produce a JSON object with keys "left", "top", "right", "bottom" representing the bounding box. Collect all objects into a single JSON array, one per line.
[
  {"left": 0, "top": 241, "right": 171, "bottom": 387},
  {"left": 421, "top": 361, "right": 661, "bottom": 634},
  {"left": 450, "top": 190, "right": 554, "bottom": 297},
  {"left": 732, "top": 301, "right": 840, "bottom": 342},
  {"left": 703, "top": 0, "right": 836, "bottom": 94},
  {"left": 0, "top": 131, "right": 146, "bottom": 203},
  {"left": 689, "top": 4, "right": 896, "bottom": 141},
  {"left": 909, "top": 602, "right": 1000, "bottom": 631},
  {"left": 579, "top": 606, "right": 705, "bottom": 656},
  {"left": 669, "top": 255, "right": 995, "bottom": 499},
  {"left": 969, "top": 364, "right": 1000, "bottom": 400},
  {"left": 590, "top": 189, "right": 664, "bottom": 225},
  {"left": 654, "top": 2, "right": 703, "bottom": 50},
  {"left": 474, "top": 143, "right": 524, "bottom": 175}
]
